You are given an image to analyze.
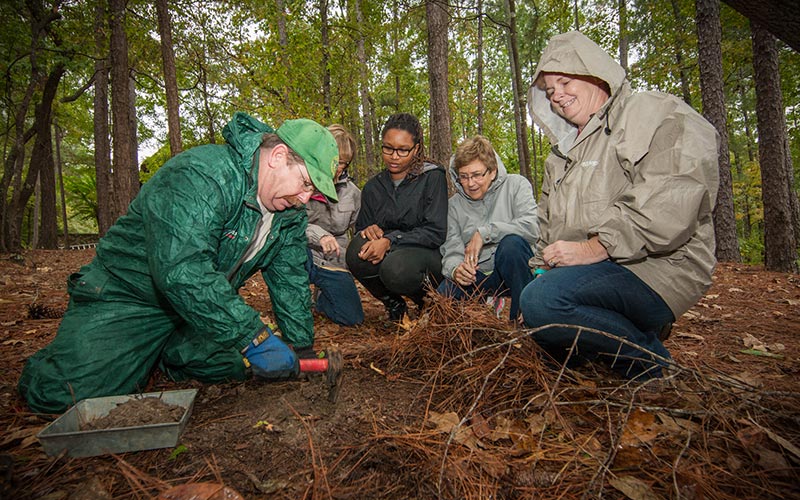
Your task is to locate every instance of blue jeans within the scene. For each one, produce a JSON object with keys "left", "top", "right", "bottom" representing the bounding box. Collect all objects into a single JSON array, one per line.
[
  {"left": 437, "top": 235, "right": 534, "bottom": 320},
  {"left": 519, "top": 260, "right": 674, "bottom": 379},
  {"left": 306, "top": 250, "right": 364, "bottom": 326}
]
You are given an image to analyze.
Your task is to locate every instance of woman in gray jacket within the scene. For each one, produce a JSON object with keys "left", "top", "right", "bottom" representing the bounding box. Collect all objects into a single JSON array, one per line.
[
  {"left": 520, "top": 31, "right": 719, "bottom": 380},
  {"left": 437, "top": 135, "right": 539, "bottom": 321}
]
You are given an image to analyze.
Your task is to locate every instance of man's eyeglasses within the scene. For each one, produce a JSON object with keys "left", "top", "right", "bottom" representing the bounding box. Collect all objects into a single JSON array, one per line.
[
  {"left": 457, "top": 169, "right": 490, "bottom": 183},
  {"left": 295, "top": 163, "right": 314, "bottom": 192},
  {"left": 381, "top": 145, "right": 415, "bottom": 158}
]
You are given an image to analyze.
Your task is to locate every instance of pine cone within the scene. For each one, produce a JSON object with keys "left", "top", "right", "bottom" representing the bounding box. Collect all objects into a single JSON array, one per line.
[{"left": 27, "top": 303, "right": 65, "bottom": 319}]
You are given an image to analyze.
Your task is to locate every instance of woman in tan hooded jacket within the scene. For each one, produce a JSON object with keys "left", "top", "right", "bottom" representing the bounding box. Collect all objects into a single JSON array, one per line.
[{"left": 519, "top": 31, "right": 719, "bottom": 380}]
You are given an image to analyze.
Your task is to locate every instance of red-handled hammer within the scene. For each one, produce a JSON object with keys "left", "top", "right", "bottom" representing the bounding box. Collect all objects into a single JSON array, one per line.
[{"left": 297, "top": 348, "right": 344, "bottom": 403}]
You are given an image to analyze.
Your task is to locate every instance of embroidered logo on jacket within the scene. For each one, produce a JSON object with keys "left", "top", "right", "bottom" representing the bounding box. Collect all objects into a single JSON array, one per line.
[
  {"left": 224, "top": 230, "right": 238, "bottom": 240},
  {"left": 581, "top": 160, "right": 599, "bottom": 168}
]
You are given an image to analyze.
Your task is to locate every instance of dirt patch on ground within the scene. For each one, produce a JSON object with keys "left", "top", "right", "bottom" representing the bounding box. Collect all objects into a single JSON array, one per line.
[
  {"left": 1, "top": 250, "right": 799, "bottom": 499},
  {"left": 81, "top": 397, "right": 186, "bottom": 431}
]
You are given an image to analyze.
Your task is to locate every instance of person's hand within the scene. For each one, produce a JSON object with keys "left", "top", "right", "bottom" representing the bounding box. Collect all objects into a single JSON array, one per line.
[
  {"left": 463, "top": 231, "right": 484, "bottom": 268},
  {"left": 319, "top": 235, "right": 340, "bottom": 257},
  {"left": 358, "top": 237, "right": 390, "bottom": 264},
  {"left": 452, "top": 261, "right": 477, "bottom": 286},
  {"left": 243, "top": 327, "right": 298, "bottom": 379},
  {"left": 360, "top": 224, "right": 384, "bottom": 241},
  {"left": 541, "top": 236, "right": 609, "bottom": 268}
]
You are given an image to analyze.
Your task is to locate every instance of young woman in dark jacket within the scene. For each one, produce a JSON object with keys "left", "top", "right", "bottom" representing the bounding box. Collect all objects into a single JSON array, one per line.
[{"left": 346, "top": 113, "right": 448, "bottom": 321}]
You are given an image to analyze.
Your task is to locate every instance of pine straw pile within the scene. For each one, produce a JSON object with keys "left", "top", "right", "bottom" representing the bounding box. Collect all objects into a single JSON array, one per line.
[{"left": 328, "top": 297, "right": 800, "bottom": 500}]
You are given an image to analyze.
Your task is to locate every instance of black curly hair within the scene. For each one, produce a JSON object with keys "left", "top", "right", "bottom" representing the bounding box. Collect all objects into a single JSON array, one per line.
[{"left": 381, "top": 112, "right": 428, "bottom": 175}]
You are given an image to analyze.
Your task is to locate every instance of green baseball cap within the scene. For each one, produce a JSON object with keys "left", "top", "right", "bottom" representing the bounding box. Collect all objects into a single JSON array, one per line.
[{"left": 276, "top": 119, "right": 339, "bottom": 202}]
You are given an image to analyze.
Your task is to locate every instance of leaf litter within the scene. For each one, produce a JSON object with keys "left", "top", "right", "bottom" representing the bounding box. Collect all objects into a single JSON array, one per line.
[{"left": 1, "top": 251, "right": 799, "bottom": 499}]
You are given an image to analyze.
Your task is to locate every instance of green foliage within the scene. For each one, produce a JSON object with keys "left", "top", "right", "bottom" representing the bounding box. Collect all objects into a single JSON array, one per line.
[
  {"left": 739, "top": 230, "right": 764, "bottom": 265},
  {"left": 168, "top": 444, "right": 188, "bottom": 460},
  {"left": 63, "top": 166, "right": 98, "bottom": 224},
  {"left": 2, "top": 0, "right": 797, "bottom": 254}
]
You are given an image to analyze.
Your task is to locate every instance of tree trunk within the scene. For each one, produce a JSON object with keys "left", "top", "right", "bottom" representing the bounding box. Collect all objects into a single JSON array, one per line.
[
  {"left": 573, "top": 0, "right": 580, "bottom": 30},
  {"left": 751, "top": 22, "right": 798, "bottom": 272},
  {"left": 109, "top": 0, "right": 138, "bottom": 218},
  {"left": 199, "top": 52, "right": 216, "bottom": 144},
  {"left": 737, "top": 76, "right": 754, "bottom": 238},
  {"left": 320, "top": 0, "right": 331, "bottom": 120},
  {"left": 354, "top": 0, "right": 375, "bottom": 172},
  {"left": 695, "top": 0, "right": 740, "bottom": 261},
  {"left": 426, "top": 0, "right": 452, "bottom": 166},
  {"left": 94, "top": 0, "right": 114, "bottom": 234},
  {"left": 55, "top": 121, "right": 69, "bottom": 247},
  {"left": 670, "top": 0, "right": 692, "bottom": 106},
  {"left": 785, "top": 124, "right": 800, "bottom": 242},
  {"left": 12, "top": 65, "right": 64, "bottom": 250},
  {"left": 618, "top": 0, "right": 629, "bottom": 73},
  {"left": 156, "top": 0, "right": 182, "bottom": 156},
  {"left": 0, "top": 90, "right": 36, "bottom": 251},
  {"left": 477, "top": 0, "right": 484, "bottom": 135},
  {"left": 276, "top": 0, "right": 290, "bottom": 109},
  {"left": 0, "top": 4, "right": 59, "bottom": 251},
  {"left": 128, "top": 73, "right": 139, "bottom": 171},
  {"left": 32, "top": 173, "right": 40, "bottom": 249},
  {"left": 392, "top": 0, "right": 400, "bottom": 110},
  {"left": 506, "top": 0, "right": 531, "bottom": 181},
  {"left": 37, "top": 111, "right": 58, "bottom": 249}
]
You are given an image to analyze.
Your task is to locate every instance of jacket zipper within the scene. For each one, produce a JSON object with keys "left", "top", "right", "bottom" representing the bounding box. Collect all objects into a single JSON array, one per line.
[
  {"left": 225, "top": 201, "right": 263, "bottom": 283},
  {"left": 550, "top": 145, "right": 574, "bottom": 190}
]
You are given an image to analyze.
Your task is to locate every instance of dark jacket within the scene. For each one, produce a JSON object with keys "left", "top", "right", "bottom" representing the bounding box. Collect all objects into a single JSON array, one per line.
[{"left": 355, "top": 162, "right": 448, "bottom": 249}]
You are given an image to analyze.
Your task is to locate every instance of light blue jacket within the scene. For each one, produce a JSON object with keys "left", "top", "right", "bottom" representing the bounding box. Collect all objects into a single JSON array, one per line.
[{"left": 440, "top": 156, "right": 539, "bottom": 280}]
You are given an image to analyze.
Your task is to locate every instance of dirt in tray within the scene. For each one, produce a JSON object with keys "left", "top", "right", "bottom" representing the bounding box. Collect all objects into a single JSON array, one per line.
[{"left": 81, "top": 397, "right": 185, "bottom": 430}]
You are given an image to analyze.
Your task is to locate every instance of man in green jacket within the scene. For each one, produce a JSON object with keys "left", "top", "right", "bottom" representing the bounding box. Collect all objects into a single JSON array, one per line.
[{"left": 18, "top": 112, "right": 340, "bottom": 414}]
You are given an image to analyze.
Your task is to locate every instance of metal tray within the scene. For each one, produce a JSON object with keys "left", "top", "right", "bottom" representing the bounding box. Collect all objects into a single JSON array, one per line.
[{"left": 37, "top": 389, "right": 197, "bottom": 458}]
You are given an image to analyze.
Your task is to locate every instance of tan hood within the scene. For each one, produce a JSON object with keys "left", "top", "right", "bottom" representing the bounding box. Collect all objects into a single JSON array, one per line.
[{"left": 528, "top": 31, "right": 628, "bottom": 146}]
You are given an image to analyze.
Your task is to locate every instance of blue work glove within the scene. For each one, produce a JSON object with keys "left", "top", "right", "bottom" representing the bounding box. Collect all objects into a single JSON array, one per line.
[{"left": 243, "top": 327, "right": 299, "bottom": 379}]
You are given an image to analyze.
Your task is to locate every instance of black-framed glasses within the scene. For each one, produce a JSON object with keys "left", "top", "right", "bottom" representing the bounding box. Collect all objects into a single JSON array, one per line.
[
  {"left": 381, "top": 144, "right": 415, "bottom": 157},
  {"left": 457, "top": 169, "right": 490, "bottom": 183},
  {"left": 294, "top": 163, "right": 314, "bottom": 192}
]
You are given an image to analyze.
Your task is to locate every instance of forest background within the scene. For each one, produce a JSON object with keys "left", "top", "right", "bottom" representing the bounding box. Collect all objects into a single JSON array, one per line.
[{"left": 1, "top": 0, "right": 799, "bottom": 271}]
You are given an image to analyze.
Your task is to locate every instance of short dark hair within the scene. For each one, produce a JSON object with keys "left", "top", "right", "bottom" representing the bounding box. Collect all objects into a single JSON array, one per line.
[{"left": 261, "top": 133, "right": 304, "bottom": 165}]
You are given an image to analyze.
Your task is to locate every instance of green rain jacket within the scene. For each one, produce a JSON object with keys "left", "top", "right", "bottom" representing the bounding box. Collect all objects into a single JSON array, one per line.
[
  {"left": 19, "top": 112, "right": 315, "bottom": 413},
  {"left": 93, "top": 112, "right": 313, "bottom": 351}
]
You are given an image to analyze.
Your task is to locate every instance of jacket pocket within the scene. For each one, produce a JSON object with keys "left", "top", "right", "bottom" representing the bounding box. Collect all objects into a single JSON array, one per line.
[{"left": 67, "top": 266, "right": 112, "bottom": 302}]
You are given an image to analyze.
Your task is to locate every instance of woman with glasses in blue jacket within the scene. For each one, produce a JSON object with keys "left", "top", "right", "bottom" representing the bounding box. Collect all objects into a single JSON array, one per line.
[{"left": 346, "top": 113, "right": 448, "bottom": 322}]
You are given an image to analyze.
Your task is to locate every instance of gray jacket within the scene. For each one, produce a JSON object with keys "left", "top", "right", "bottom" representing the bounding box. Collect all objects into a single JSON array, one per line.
[
  {"left": 528, "top": 31, "right": 719, "bottom": 317},
  {"left": 306, "top": 177, "right": 361, "bottom": 271},
  {"left": 440, "top": 155, "right": 539, "bottom": 280}
]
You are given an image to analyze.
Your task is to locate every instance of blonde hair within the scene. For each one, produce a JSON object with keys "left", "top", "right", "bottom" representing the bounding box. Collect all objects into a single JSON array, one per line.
[
  {"left": 327, "top": 124, "right": 357, "bottom": 163},
  {"left": 454, "top": 135, "right": 498, "bottom": 173}
]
